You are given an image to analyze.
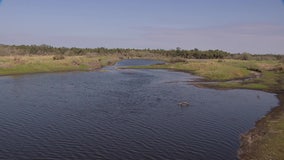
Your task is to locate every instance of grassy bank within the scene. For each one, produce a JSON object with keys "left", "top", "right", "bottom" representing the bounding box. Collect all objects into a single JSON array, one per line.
[
  {"left": 129, "top": 59, "right": 252, "bottom": 81},
  {"left": 128, "top": 59, "right": 283, "bottom": 89},
  {"left": 239, "top": 94, "right": 284, "bottom": 160},
  {"left": 0, "top": 55, "right": 121, "bottom": 76},
  {"left": 127, "top": 58, "right": 284, "bottom": 160}
]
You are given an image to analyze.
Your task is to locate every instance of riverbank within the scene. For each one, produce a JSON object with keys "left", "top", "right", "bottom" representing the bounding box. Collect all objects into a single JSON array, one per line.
[
  {"left": 0, "top": 55, "right": 171, "bottom": 76},
  {"left": 0, "top": 55, "right": 121, "bottom": 76},
  {"left": 238, "top": 93, "right": 284, "bottom": 160},
  {"left": 125, "top": 59, "right": 284, "bottom": 160}
]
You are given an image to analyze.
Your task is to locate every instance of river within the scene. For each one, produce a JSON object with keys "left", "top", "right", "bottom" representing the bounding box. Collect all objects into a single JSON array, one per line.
[{"left": 0, "top": 59, "right": 278, "bottom": 160}]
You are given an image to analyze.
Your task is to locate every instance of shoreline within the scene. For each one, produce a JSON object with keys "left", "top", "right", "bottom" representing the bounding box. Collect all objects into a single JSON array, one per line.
[
  {"left": 173, "top": 73, "right": 284, "bottom": 160},
  {"left": 0, "top": 55, "right": 121, "bottom": 77},
  {"left": 0, "top": 69, "right": 93, "bottom": 77},
  {"left": 160, "top": 69, "right": 283, "bottom": 160},
  {"left": 238, "top": 92, "right": 284, "bottom": 160}
]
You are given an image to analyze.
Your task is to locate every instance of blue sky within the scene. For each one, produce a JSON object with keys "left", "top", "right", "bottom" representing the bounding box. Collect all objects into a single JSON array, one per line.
[{"left": 0, "top": 0, "right": 284, "bottom": 54}]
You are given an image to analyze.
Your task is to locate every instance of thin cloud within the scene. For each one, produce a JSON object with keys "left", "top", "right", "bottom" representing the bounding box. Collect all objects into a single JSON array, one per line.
[{"left": 136, "top": 23, "right": 284, "bottom": 54}]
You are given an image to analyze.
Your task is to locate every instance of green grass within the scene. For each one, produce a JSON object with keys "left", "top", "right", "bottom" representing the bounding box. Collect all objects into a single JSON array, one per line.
[
  {"left": 127, "top": 59, "right": 284, "bottom": 91},
  {"left": 0, "top": 55, "right": 120, "bottom": 76},
  {"left": 214, "top": 71, "right": 284, "bottom": 92},
  {"left": 128, "top": 59, "right": 253, "bottom": 80},
  {"left": 129, "top": 62, "right": 247, "bottom": 81}
]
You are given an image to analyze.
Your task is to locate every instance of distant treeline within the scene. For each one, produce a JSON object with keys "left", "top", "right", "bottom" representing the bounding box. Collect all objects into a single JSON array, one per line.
[{"left": 0, "top": 44, "right": 283, "bottom": 61}]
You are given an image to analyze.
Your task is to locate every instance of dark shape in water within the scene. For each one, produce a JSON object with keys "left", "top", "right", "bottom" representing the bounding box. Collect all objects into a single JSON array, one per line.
[{"left": 178, "top": 101, "right": 190, "bottom": 106}]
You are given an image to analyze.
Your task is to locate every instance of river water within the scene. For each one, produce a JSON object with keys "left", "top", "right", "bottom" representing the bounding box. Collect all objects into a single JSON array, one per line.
[{"left": 0, "top": 59, "right": 278, "bottom": 160}]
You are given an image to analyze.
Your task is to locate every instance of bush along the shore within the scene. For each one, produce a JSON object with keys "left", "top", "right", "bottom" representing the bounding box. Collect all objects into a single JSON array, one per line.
[
  {"left": 0, "top": 44, "right": 283, "bottom": 60},
  {"left": 53, "top": 55, "right": 65, "bottom": 60}
]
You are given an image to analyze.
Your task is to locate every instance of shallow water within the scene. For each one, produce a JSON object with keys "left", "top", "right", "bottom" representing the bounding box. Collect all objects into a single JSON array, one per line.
[{"left": 0, "top": 59, "right": 278, "bottom": 160}]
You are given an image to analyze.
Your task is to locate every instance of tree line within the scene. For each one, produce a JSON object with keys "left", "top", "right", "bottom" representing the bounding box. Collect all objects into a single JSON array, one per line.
[{"left": 0, "top": 44, "right": 283, "bottom": 61}]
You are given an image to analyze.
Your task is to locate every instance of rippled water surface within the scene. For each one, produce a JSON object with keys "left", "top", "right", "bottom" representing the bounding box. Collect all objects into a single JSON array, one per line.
[{"left": 0, "top": 60, "right": 279, "bottom": 160}]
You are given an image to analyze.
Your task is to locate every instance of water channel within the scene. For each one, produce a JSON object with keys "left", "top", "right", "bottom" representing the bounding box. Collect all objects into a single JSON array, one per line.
[{"left": 0, "top": 59, "right": 278, "bottom": 160}]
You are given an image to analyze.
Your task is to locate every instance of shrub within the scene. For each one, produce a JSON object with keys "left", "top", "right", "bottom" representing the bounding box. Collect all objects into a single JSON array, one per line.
[
  {"left": 240, "top": 53, "right": 252, "bottom": 60},
  {"left": 53, "top": 55, "right": 65, "bottom": 60},
  {"left": 280, "top": 57, "right": 284, "bottom": 63},
  {"left": 218, "top": 59, "right": 225, "bottom": 63},
  {"left": 246, "top": 67, "right": 262, "bottom": 73},
  {"left": 169, "top": 57, "right": 187, "bottom": 63},
  {"left": 72, "top": 60, "right": 80, "bottom": 66}
]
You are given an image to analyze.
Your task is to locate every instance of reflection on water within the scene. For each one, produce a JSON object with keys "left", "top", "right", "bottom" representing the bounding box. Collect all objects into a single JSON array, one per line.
[{"left": 0, "top": 60, "right": 278, "bottom": 160}]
